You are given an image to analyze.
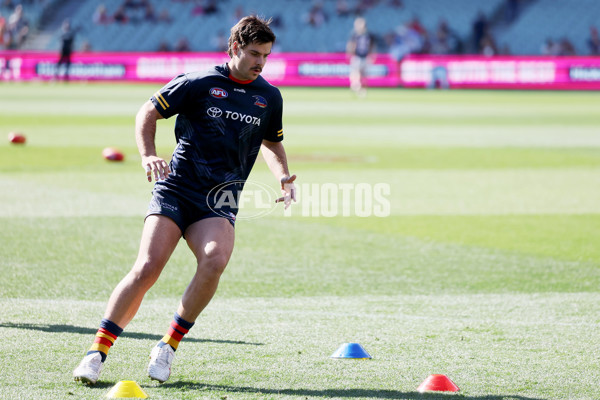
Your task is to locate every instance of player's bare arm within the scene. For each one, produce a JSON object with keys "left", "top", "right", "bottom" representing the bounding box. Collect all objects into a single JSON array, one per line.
[
  {"left": 135, "top": 100, "right": 170, "bottom": 182},
  {"left": 261, "top": 139, "right": 296, "bottom": 208}
]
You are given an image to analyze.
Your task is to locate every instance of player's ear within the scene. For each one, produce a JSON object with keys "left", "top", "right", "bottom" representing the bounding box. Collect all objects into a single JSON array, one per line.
[{"left": 232, "top": 41, "right": 240, "bottom": 56}]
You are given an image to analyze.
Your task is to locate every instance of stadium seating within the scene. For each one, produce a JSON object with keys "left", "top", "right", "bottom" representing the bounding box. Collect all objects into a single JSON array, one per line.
[
  {"left": 8, "top": 0, "right": 600, "bottom": 56},
  {"left": 495, "top": 0, "right": 600, "bottom": 55},
  {"left": 40, "top": 0, "right": 505, "bottom": 53}
]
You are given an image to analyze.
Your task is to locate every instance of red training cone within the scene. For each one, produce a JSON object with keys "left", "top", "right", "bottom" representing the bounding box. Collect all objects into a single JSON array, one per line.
[
  {"left": 8, "top": 132, "right": 26, "bottom": 144},
  {"left": 102, "top": 147, "right": 124, "bottom": 161},
  {"left": 417, "top": 374, "right": 460, "bottom": 393}
]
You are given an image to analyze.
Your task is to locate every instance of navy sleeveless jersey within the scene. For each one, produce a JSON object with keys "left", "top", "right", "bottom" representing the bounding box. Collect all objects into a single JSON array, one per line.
[
  {"left": 149, "top": 63, "right": 283, "bottom": 211},
  {"left": 351, "top": 32, "right": 374, "bottom": 58}
]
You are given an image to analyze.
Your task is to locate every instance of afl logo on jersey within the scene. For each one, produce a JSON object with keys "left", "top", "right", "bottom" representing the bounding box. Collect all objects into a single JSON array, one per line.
[
  {"left": 253, "top": 95, "right": 267, "bottom": 108},
  {"left": 210, "top": 87, "right": 228, "bottom": 99}
]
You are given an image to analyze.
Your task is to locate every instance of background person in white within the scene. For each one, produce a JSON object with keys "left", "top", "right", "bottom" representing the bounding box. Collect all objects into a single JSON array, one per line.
[{"left": 347, "top": 16, "right": 375, "bottom": 96}]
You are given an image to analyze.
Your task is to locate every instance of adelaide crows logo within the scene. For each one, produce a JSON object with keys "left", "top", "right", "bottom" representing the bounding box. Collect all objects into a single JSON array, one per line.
[{"left": 253, "top": 95, "right": 267, "bottom": 108}]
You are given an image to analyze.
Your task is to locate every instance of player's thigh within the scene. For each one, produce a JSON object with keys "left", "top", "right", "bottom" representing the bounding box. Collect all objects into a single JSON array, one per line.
[
  {"left": 136, "top": 214, "right": 182, "bottom": 271},
  {"left": 184, "top": 217, "right": 235, "bottom": 269}
]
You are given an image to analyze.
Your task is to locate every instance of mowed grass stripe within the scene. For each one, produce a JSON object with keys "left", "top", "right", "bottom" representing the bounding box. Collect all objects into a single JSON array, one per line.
[
  {"left": 288, "top": 146, "right": 600, "bottom": 169},
  {"left": 4, "top": 165, "right": 597, "bottom": 218},
  {"left": 0, "top": 146, "right": 140, "bottom": 171},
  {"left": 3, "top": 146, "right": 600, "bottom": 172},
  {"left": 1, "top": 295, "right": 599, "bottom": 399},
  {"left": 288, "top": 124, "right": 600, "bottom": 148},
  {"left": 0, "top": 175, "right": 150, "bottom": 217},
  {"left": 3, "top": 214, "right": 597, "bottom": 300},
  {"left": 285, "top": 113, "right": 600, "bottom": 126},
  {"left": 322, "top": 214, "right": 600, "bottom": 264},
  {"left": 267, "top": 167, "right": 600, "bottom": 215},
  {"left": 1, "top": 84, "right": 599, "bottom": 399}
]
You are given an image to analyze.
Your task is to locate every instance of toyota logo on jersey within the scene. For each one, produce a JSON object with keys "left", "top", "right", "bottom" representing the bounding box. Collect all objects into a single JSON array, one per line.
[
  {"left": 207, "top": 107, "right": 222, "bottom": 118},
  {"left": 206, "top": 107, "right": 261, "bottom": 126}
]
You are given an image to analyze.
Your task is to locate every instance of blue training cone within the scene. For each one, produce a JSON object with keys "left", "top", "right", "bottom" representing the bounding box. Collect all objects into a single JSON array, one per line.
[{"left": 330, "top": 343, "right": 372, "bottom": 359}]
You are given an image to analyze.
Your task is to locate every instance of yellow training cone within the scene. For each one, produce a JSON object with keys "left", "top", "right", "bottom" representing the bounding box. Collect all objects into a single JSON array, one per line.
[{"left": 106, "top": 380, "right": 148, "bottom": 398}]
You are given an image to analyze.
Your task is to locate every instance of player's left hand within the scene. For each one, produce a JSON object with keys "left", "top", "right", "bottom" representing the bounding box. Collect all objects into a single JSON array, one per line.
[
  {"left": 142, "top": 155, "right": 170, "bottom": 182},
  {"left": 276, "top": 174, "right": 297, "bottom": 209}
]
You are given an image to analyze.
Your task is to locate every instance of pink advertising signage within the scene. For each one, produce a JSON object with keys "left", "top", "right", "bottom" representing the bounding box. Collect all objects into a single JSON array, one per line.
[
  {"left": 400, "top": 54, "right": 600, "bottom": 90},
  {"left": 1, "top": 51, "right": 600, "bottom": 90}
]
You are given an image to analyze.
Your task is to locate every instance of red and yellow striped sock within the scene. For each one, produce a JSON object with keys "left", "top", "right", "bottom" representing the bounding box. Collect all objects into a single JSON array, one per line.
[
  {"left": 159, "top": 313, "right": 194, "bottom": 351},
  {"left": 87, "top": 319, "right": 123, "bottom": 362}
]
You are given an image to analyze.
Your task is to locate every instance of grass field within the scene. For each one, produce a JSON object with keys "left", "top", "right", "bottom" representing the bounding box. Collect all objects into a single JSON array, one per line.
[{"left": 0, "top": 82, "right": 599, "bottom": 400}]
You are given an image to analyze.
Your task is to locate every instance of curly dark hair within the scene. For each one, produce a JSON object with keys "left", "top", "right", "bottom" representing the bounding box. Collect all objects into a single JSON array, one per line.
[{"left": 227, "top": 15, "right": 276, "bottom": 58}]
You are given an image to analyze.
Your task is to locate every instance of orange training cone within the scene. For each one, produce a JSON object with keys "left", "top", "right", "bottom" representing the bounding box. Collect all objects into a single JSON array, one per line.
[
  {"left": 105, "top": 380, "right": 148, "bottom": 398},
  {"left": 417, "top": 374, "right": 460, "bottom": 393}
]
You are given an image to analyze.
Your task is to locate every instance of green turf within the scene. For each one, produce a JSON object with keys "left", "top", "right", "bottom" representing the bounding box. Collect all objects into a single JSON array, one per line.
[
  {"left": 323, "top": 214, "right": 600, "bottom": 263},
  {"left": 1, "top": 83, "right": 599, "bottom": 399}
]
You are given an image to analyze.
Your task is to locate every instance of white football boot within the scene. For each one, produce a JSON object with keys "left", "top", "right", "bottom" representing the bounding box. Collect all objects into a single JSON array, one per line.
[
  {"left": 73, "top": 352, "right": 103, "bottom": 385},
  {"left": 148, "top": 343, "right": 175, "bottom": 383}
]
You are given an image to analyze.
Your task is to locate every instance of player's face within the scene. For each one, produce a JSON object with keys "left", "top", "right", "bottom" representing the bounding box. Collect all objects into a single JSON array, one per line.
[{"left": 229, "top": 41, "right": 272, "bottom": 81}]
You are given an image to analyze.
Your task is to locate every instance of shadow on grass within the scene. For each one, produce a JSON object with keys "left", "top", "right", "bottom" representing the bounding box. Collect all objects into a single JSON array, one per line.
[
  {"left": 74, "top": 381, "right": 116, "bottom": 390},
  {"left": 0, "top": 322, "right": 263, "bottom": 346},
  {"left": 157, "top": 382, "right": 546, "bottom": 400}
]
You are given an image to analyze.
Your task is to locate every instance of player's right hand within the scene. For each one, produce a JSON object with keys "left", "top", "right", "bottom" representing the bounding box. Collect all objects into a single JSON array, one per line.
[
  {"left": 276, "top": 174, "right": 297, "bottom": 210},
  {"left": 142, "top": 156, "right": 170, "bottom": 182}
]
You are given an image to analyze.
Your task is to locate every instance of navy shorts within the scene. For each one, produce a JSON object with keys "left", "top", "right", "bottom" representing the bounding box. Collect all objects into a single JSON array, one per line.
[{"left": 146, "top": 186, "right": 236, "bottom": 236}]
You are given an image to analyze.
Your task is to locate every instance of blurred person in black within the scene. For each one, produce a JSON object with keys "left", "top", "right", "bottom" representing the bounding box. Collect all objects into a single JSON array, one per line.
[
  {"left": 587, "top": 26, "right": 600, "bottom": 55},
  {"left": 56, "top": 19, "right": 77, "bottom": 81},
  {"left": 471, "top": 11, "right": 487, "bottom": 53}
]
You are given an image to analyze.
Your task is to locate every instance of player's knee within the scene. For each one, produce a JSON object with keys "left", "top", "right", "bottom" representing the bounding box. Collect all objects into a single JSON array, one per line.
[
  {"left": 129, "top": 260, "right": 163, "bottom": 288},
  {"left": 198, "top": 251, "right": 229, "bottom": 278}
]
